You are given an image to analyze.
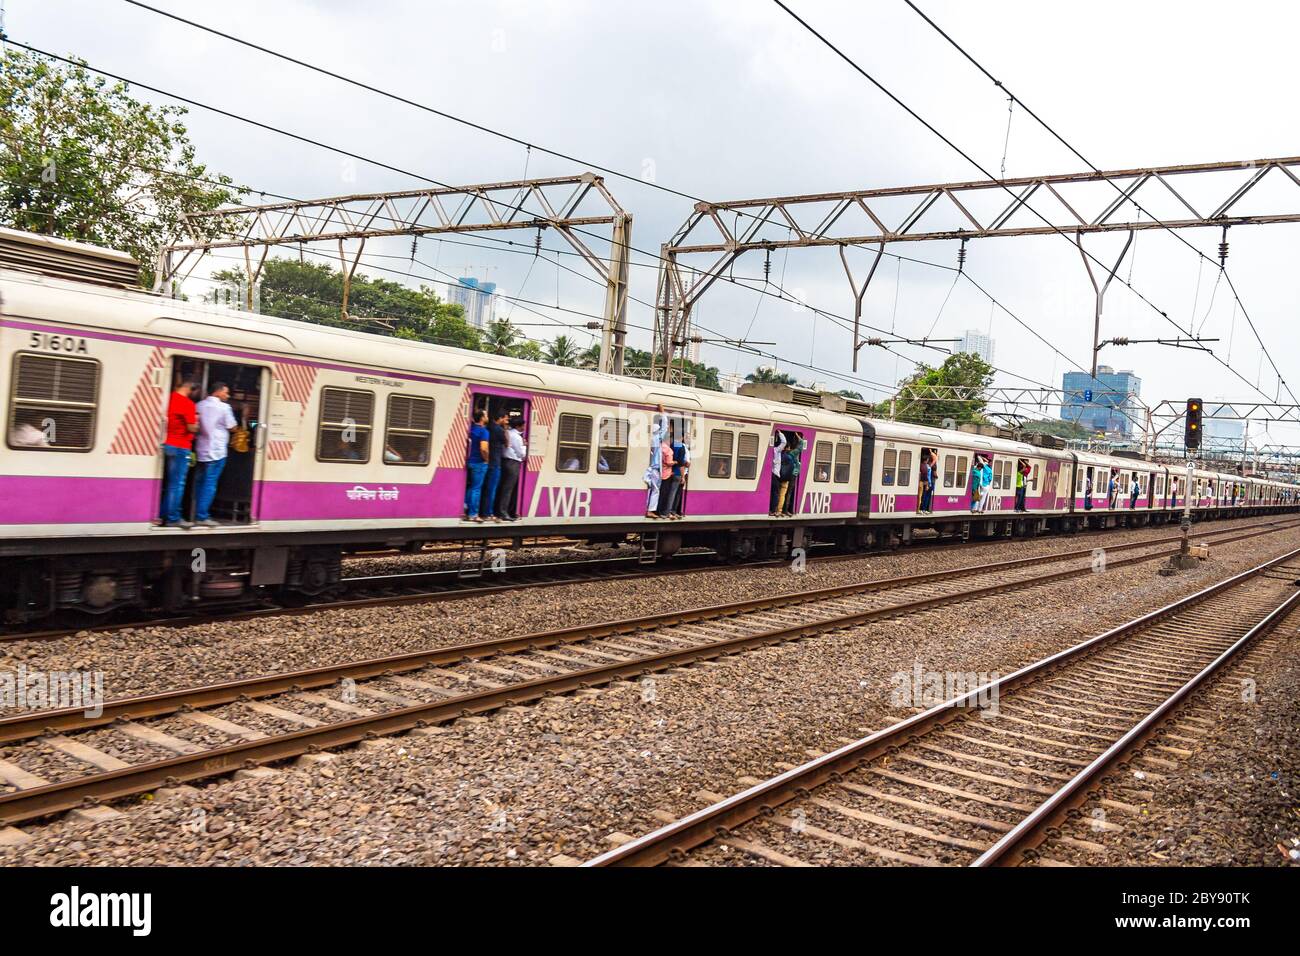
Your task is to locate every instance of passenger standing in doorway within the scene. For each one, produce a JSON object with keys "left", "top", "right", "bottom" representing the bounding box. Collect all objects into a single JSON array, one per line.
[
  {"left": 644, "top": 404, "right": 668, "bottom": 518},
  {"left": 1014, "top": 458, "right": 1029, "bottom": 513},
  {"left": 969, "top": 456, "right": 985, "bottom": 513},
  {"left": 768, "top": 431, "right": 787, "bottom": 516},
  {"left": 1084, "top": 470, "right": 1094, "bottom": 510},
  {"left": 495, "top": 415, "right": 527, "bottom": 521},
  {"left": 1108, "top": 471, "right": 1119, "bottom": 510},
  {"left": 481, "top": 411, "right": 509, "bottom": 520},
  {"left": 979, "top": 459, "right": 994, "bottom": 512},
  {"left": 160, "top": 379, "right": 199, "bottom": 529},
  {"left": 782, "top": 434, "right": 805, "bottom": 516},
  {"left": 657, "top": 426, "right": 680, "bottom": 518},
  {"left": 668, "top": 431, "right": 689, "bottom": 519},
  {"left": 919, "top": 451, "right": 933, "bottom": 515},
  {"left": 193, "top": 382, "right": 238, "bottom": 528},
  {"left": 1129, "top": 474, "right": 1141, "bottom": 509},
  {"left": 464, "top": 409, "right": 490, "bottom": 522}
]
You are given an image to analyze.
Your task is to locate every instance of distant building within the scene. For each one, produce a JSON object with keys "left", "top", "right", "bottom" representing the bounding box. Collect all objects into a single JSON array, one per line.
[
  {"left": 1205, "top": 402, "right": 1246, "bottom": 446},
  {"left": 446, "top": 277, "right": 497, "bottom": 329},
  {"left": 958, "top": 329, "right": 995, "bottom": 364},
  {"left": 717, "top": 372, "right": 746, "bottom": 394},
  {"left": 1061, "top": 366, "right": 1142, "bottom": 437}
]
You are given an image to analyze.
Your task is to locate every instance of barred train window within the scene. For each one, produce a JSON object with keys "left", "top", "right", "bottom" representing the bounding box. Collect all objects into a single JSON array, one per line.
[
  {"left": 555, "top": 413, "right": 591, "bottom": 472},
  {"left": 384, "top": 395, "right": 434, "bottom": 466},
  {"left": 598, "top": 417, "right": 629, "bottom": 475},
  {"left": 317, "top": 387, "right": 374, "bottom": 462},
  {"left": 7, "top": 354, "right": 100, "bottom": 451},
  {"left": 956, "top": 455, "right": 969, "bottom": 489},
  {"left": 834, "top": 442, "right": 853, "bottom": 483},
  {"left": 895, "top": 449, "right": 912, "bottom": 487},
  {"left": 708, "top": 429, "right": 733, "bottom": 479},
  {"left": 736, "top": 432, "right": 760, "bottom": 480},
  {"left": 882, "top": 448, "right": 897, "bottom": 486},
  {"left": 943, "top": 454, "right": 956, "bottom": 487},
  {"left": 814, "top": 441, "right": 832, "bottom": 482}
]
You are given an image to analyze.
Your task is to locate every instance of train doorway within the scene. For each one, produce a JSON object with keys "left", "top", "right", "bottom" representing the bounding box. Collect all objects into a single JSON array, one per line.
[
  {"left": 160, "top": 356, "right": 267, "bottom": 526},
  {"left": 471, "top": 390, "right": 530, "bottom": 520}
]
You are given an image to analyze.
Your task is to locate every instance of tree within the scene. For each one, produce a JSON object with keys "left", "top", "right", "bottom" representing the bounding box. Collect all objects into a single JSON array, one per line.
[
  {"left": 511, "top": 340, "right": 544, "bottom": 363},
  {"left": 0, "top": 49, "right": 242, "bottom": 284},
  {"left": 891, "top": 352, "right": 995, "bottom": 427},
  {"left": 1019, "top": 418, "right": 1094, "bottom": 441},
  {"left": 544, "top": 334, "right": 582, "bottom": 367},
  {"left": 835, "top": 388, "right": 865, "bottom": 401},
  {"left": 482, "top": 318, "right": 520, "bottom": 356},
  {"left": 211, "top": 258, "right": 481, "bottom": 350},
  {"left": 578, "top": 342, "right": 602, "bottom": 370},
  {"left": 745, "top": 365, "right": 799, "bottom": 386}
]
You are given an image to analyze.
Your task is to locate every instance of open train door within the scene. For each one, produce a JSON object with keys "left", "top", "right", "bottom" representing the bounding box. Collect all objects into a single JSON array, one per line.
[{"left": 470, "top": 389, "right": 531, "bottom": 519}]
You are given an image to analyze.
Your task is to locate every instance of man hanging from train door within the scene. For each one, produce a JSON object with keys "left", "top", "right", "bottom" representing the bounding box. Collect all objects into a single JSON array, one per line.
[{"left": 643, "top": 404, "right": 668, "bottom": 518}]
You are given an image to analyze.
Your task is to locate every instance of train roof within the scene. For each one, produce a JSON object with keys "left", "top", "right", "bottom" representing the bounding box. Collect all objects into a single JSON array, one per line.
[{"left": 0, "top": 267, "right": 856, "bottom": 430}]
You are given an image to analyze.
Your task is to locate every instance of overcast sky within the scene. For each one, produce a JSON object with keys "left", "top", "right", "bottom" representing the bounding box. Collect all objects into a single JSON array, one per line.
[{"left": 12, "top": 0, "right": 1300, "bottom": 448}]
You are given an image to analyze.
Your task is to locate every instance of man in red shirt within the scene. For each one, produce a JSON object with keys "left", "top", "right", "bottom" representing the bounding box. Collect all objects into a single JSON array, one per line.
[{"left": 161, "top": 380, "right": 199, "bottom": 528}]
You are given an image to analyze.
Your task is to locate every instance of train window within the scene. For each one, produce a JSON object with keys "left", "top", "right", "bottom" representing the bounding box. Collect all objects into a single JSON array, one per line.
[
  {"left": 897, "top": 450, "right": 912, "bottom": 486},
  {"left": 736, "top": 432, "right": 760, "bottom": 480},
  {"left": 992, "top": 460, "right": 1011, "bottom": 490},
  {"left": 882, "top": 448, "right": 897, "bottom": 486},
  {"left": 956, "top": 455, "right": 969, "bottom": 488},
  {"left": 597, "top": 416, "right": 629, "bottom": 475},
  {"left": 708, "top": 429, "right": 734, "bottom": 479},
  {"left": 835, "top": 442, "right": 854, "bottom": 483},
  {"left": 1030, "top": 464, "right": 1040, "bottom": 491},
  {"left": 556, "top": 413, "right": 592, "bottom": 472},
  {"left": 317, "top": 387, "right": 374, "bottom": 462},
  {"left": 7, "top": 353, "right": 100, "bottom": 452},
  {"left": 942, "top": 454, "right": 956, "bottom": 487},
  {"left": 814, "top": 441, "right": 832, "bottom": 482},
  {"left": 383, "top": 395, "right": 434, "bottom": 466}
]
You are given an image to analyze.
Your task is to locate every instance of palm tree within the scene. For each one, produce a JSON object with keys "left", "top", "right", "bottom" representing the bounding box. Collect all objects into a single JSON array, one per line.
[
  {"left": 482, "top": 319, "right": 520, "bottom": 356},
  {"left": 578, "top": 343, "right": 601, "bottom": 369},
  {"left": 545, "top": 334, "right": 582, "bottom": 367},
  {"left": 745, "top": 365, "right": 798, "bottom": 386}
]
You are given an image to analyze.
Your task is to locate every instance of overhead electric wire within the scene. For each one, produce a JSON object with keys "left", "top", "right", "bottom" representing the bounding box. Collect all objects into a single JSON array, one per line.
[
  {"left": 8, "top": 36, "right": 1084, "bottom": 406},
  {"left": 92, "top": 7, "right": 1097, "bottom": 383},
  {"left": 900, "top": 0, "right": 1297, "bottom": 406},
  {"left": 774, "top": 0, "right": 1290, "bottom": 407}
]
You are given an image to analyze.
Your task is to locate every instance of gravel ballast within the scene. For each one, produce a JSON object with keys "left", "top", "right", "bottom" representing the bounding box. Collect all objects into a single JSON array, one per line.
[{"left": 2, "top": 521, "right": 1297, "bottom": 865}]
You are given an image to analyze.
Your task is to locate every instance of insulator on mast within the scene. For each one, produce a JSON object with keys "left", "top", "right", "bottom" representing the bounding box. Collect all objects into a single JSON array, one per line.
[
  {"left": 957, "top": 238, "right": 968, "bottom": 273},
  {"left": 1218, "top": 226, "right": 1229, "bottom": 268}
]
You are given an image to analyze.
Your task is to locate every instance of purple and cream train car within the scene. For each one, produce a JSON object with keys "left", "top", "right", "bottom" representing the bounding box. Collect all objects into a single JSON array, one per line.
[{"left": 1, "top": 229, "right": 1295, "bottom": 623}]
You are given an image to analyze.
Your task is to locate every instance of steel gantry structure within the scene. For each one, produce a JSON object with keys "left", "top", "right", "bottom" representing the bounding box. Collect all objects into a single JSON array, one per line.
[
  {"left": 651, "top": 155, "right": 1300, "bottom": 380},
  {"left": 154, "top": 172, "right": 634, "bottom": 375}
]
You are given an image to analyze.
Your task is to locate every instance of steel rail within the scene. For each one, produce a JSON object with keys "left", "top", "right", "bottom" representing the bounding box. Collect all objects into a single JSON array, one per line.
[
  {"left": 8, "top": 513, "right": 1291, "bottom": 644},
  {"left": 972, "top": 585, "right": 1300, "bottom": 866},
  {"left": 1, "top": 519, "right": 1289, "bottom": 746},
  {"left": 585, "top": 546, "right": 1300, "bottom": 866},
  {"left": 0, "top": 524, "right": 1294, "bottom": 826}
]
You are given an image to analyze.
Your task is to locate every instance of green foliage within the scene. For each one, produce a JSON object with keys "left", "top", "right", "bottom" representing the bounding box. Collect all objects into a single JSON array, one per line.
[
  {"left": 482, "top": 318, "right": 520, "bottom": 356},
  {"left": 212, "top": 258, "right": 481, "bottom": 350},
  {"left": 0, "top": 49, "right": 242, "bottom": 284},
  {"left": 1019, "top": 418, "right": 1096, "bottom": 441},
  {"left": 745, "top": 365, "right": 799, "bottom": 386},
  {"left": 544, "top": 334, "right": 582, "bottom": 367},
  {"left": 891, "top": 352, "right": 995, "bottom": 427}
]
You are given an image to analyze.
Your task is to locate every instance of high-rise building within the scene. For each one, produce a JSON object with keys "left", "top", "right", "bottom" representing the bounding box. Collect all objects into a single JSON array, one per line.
[
  {"left": 717, "top": 372, "right": 746, "bottom": 394},
  {"left": 958, "top": 329, "right": 995, "bottom": 364},
  {"left": 1205, "top": 402, "right": 1246, "bottom": 446},
  {"left": 1060, "top": 366, "right": 1142, "bottom": 437},
  {"left": 446, "top": 277, "right": 497, "bottom": 329}
]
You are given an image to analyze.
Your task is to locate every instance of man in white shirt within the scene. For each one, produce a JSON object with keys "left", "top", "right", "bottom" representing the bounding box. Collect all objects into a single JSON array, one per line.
[
  {"left": 193, "top": 382, "right": 238, "bottom": 528},
  {"left": 768, "top": 431, "right": 787, "bottom": 516},
  {"left": 494, "top": 415, "right": 528, "bottom": 520}
]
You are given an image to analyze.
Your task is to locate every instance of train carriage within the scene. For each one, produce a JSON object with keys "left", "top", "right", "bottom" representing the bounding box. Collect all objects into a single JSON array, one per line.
[{"left": 1, "top": 229, "right": 1296, "bottom": 623}]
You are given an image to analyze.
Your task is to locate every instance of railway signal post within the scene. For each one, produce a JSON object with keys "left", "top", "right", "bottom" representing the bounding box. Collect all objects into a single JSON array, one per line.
[{"left": 1165, "top": 398, "right": 1204, "bottom": 573}]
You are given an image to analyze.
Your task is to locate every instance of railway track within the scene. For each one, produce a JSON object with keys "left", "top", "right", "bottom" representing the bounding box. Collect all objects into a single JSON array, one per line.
[
  {"left": 0, "top": 517, "right": 1294, "bottom": 830},
  {"left": 586, "top": 549, "right": 1300, "bottom": 867},
  {"left": 5, "top": 514, "right": 1289, "bottom": 644}
]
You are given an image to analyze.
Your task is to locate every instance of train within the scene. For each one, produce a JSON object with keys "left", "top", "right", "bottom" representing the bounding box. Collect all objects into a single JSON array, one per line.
[{"left": 1, "top": 227, "right": 1296, "bottom": 623}]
